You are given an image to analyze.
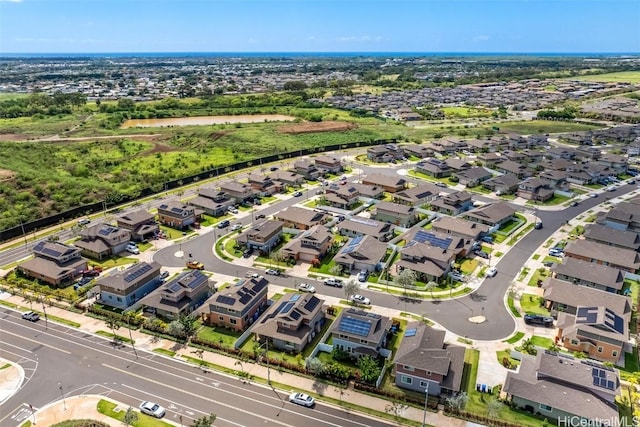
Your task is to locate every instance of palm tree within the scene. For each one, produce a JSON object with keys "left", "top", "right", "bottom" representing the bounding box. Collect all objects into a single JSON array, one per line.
[{"left": 105, "top": 318, "right": 120, "bottom": 344}]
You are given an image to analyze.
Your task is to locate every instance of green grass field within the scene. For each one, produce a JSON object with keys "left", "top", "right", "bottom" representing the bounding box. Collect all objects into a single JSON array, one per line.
[
  {"left": 564, "top": 71, "right": 640, "bottom": 84},
  {"left": 487, "top": 120, "right": 601, "bottom": 134}
]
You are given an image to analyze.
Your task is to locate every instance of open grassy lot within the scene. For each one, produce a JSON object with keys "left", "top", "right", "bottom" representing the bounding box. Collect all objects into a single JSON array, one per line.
[
  {"left": 97, "top": 399, "right": 173, "bottom": 427},
  {"left": 485, "top": 120, "right": 601, "bottom": 134},
  {"left": 441, "top": 106, "right": 494, "bottom": 119},
  {"left": 565, "top": 71, "right": 640, "bottom": 84}
]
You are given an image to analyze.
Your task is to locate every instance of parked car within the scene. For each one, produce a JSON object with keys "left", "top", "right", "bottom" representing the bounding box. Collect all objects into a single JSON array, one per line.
[
  {"left": 474, "top": 250, "right": 489, "bottom": 259},
  {"left": 139, "top": 401, "right": 166, "bottom": 418},
  {"left": 297, "top": 283, "right": 316, "bottom": 293},
  {"left": 486, "top": 267, "right": 497, "bottom": 278},
  {"left": 448, "top": 271, "right": 465, "bottom": 282},
  {"left": 289, "top": 392, "right": 315, "bottom": 408},
  {"left": 245, "top": 271, "right": 260, "bottom": 278},
  {"left": 231, "top": 223, "right": 242, "bottom": 231},
  {"left": 357, "top": 269, "right": 369, "bottom": 282},
  {"left": 569, "top": 201, "right": 579, "bottom": 207},
  {"left": 590, "top": 193, "right": 598, "bottom": 198},
  {"left": 350, "top": 294, "right": 371, "bottom": 305},
  {"left": 270, "top": 166, "right": 279, "bottom": 171},
  {"left": 292, "top": 191, "right": 302, "bottom": 197},
  {"left": 126, "top": 243, "right": 140, "bottom": 254},
  {"left": 480, "top": 235, "right": 493, "bottom": 244},
  {"left": 524, "top": 314, "right": 554, "bottom": 327},
  {"left": 77, "top": 276, "right": 93, "bottom": 287},
  {"left": 265, "top": 269, "right": 280, "bottom": 276},
  {"left": 548, "top": 248, "right": 564, "bottom": 257},
  {"left": 218, "top": 220, "right": 230, "bottom": 229},
  {"left": 80, "top": 269, "right": 101, "bottom": 277},
  {"left": 227, "top": 206, "right": 239, "bottom": 214},
  {"left": 21, "top": 311, "right": 40, "bottom": 322},
  {"left": 542, "top": 261, "right": 556, "bottom": 267},
  {"left": 435, "top": 182, "right": 448, "bottom": 188},
  {"left": 242, "top": 248, "right": 253, "bottom": 258},
  {"left": 186, "top": 260, "right": 205, "bottom": 270},
  {"left": 323, "top": 278, "right": 343, "bottom": 287}
]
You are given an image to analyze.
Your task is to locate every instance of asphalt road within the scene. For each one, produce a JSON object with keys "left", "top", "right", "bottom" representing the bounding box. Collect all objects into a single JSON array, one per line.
[{"left": 0, "top": 310, "right": 394, "bottom": 427}]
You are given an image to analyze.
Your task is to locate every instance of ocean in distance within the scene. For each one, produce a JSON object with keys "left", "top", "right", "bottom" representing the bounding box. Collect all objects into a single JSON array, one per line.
[{"left": 2, "top": 51, "right": 639, "bottom": 59}]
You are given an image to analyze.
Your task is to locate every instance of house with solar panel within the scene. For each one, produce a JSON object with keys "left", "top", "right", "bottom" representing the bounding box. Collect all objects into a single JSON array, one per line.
[
  {"left": 333, "top": 235, "right": 388, "bottom": 273},
  {"left": 392, "top": 184, "right": 441, "bottom": 206},
  {"left": 116, "top": 209, "right": 159, "bottom": 242},
  {"left": 188, "top": 188, "right": 235, "bottom": 217},
  {"left": 96, "top": 262, "right": 163, "bottom": 310},
  {"left": 138, "top": 270, "right": 214, "bottom": 320},
  {"left": 293, "top": 158, "right": 321, "bottom": 180},
  {"left": 157, "top": 201, "right": 198, "bottom": 230},
  {"left": 219, "top": 181, "right": 257, "bottom": 204},
  {"left": 396, "top": 241, "right": 456, "bottom": 283},
  {"left": 329, "top": 308, "right": 392, "bottom": 359},
  {"left": 503, "top": 351, "right": 620, "bottom": 424},
  {"left": 235, "top": 220, "right": 284, "bottom": 255},
  {"left": 18, "top": 241, "right": 87, "bottom": 286},
  {"left": 74, "top": 223, "right": 131, "bottom": 260},
  {"left": 202, "top": 277, "right": 269, "bottom": 332},
  {"left": 402, "top": 229, "right": 470, "bottom": 258},
  {"left": 323, "top": 184, "right": 360, "bottom": 209},
  {"left": 280, "top": 225, "right": 333, "bottom": 263},
  {"left": 394, "top": 322, "right": 465, "bottom": 396},
  {"left": 337, "top": 218, "right": 394, "bottom": 242},
  {"left": 252, "top": 292, "right": 325, "bottom": 353}
]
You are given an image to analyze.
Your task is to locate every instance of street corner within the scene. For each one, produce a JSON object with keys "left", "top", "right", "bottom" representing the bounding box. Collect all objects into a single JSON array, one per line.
[
  {"left": 0, "top": 359, "right": 25, "bottom": 404},
  {"left": 32, "top": 395, "right": 121, "bottom": 427}
]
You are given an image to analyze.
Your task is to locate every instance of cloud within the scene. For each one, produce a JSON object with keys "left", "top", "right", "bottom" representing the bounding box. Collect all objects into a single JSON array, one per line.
[
  {"left": 473, "top": 35, "right": 491, "bottom": 42},
  {"left": 0, "top": 0, "right": 24, "bottom": 3},
  {"left": 14, "top": 37, "right": 105, "bottom": 44},
  {"left": 334, "top": 35, "right": 385, "bottom": 43}
]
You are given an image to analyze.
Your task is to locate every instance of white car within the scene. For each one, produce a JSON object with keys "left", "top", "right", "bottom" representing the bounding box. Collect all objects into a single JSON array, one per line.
[
  {"left": 486, "top": 267, "right": 497, "bottom": 278},
  {"left": 231, "top": 223, "right": 242, "bottom": 231},
  {"left": 228, "top": 206, "right": 239, "bottom": 214},
  {"left": 289, "top": 392, "right": 315, "bottom": 408},
  {"left": 126, "top": 244, "right": 140, "bottom": 255},
  {"left": 139, "top": 401, "right": 166, "bottom": 418},
  {"left": 350, "top": 294, "right": 371, "bottom": 305},
  {"left": 245, "top": 271, "right": 260, "bottom": 278},
  {"left": 297, "top": 283, "right": 316, "bottom": 293},
  {"left": 265, "top": 269, "right": 280, "bottom": 276}
]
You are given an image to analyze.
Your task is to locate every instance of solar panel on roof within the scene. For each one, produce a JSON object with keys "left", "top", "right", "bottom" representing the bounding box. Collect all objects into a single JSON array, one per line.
[
  {"left": 41, "top": 247, "right": 62, "bottom": 258},
  {"left": 217, "top": 295, "right": 236, "bottom": 305},
  {"left": 290, "top": 311, "right": 301, "bottom": 320},
  {"left": 342, "top": 246, "right": 356, "bottom": 254},
  {"left": 290, "top": 294, "right": 301, "bottom": 302},
  {"left": 576, "top": 306, "right": 598, "bottom": 324},
  {"left": 404, "top": 328, "right": 417, "bottom": 337},
  {"left": 168, "top": 283, "right": 182, "bottom": 293},
  {"left": 338, "top": 317, "right": 372, "bottom": 337},
  {"left": 304, "top": 297, "right": 320, "bottom": 312},
  {"left": 170, "top": 207, "right": 183, "bottom": 213},
  {"left": 239, "top": 294, "right": 252, "bottom": 305},
  {"left": 604, "top": 309, "right": 625, "bottom": 334},
  {"left": 413, "top": 230, "right": 452, "bottom": 249},
  {"left": 281, "top": 302, "right": 295, "bottom": 314}
]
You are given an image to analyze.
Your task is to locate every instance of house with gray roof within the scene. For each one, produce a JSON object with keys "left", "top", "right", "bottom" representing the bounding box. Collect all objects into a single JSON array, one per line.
[
  {"left": 551, "top": 258, "right": 626, "bottom": 293},
  {"left": 393, "top": 184, "right": 441, "bottom": 206},
  {"left": 293, "top": 158, "right": 321, "bottom": 180},
  {"left": 203, "top": 277, "right": 269, "bottom": 332},
  {"left": 116, "top": 209, "right": 158, "bottom": 242},
  {"left": 333, "top": 235, "right": 387, "bottom": 273},
  {"left": 281, "top": 225, "right": 333, "bottom": 262},
  {"left": 583, "top": 223, "right": 640, "bottom": 251},
  {"left": 219, "top": 181, "right": 257, "bottom": 204},
  {"left": 415, "top": 159, "right": 451, "bottom": 178},
  {"left": 394, "top": 323, "right": 465, "bottom": 396},
  {"left": 477, "top": 152, "right": 503, "bottom": 167},
  {"left": 235, "top": 220, "right": 284, "bottom": 254},
  {"left": 252, "top": 292, "right": 325, "bottom": 353},
  {"left": 274, "top": 206, "right": 330, "bottom": 230},
  {"left": 248, "top": 172, "right": 284, "bottom": 196},
  {"left": 462, "top": 202, "right": 516, "bottom": 228},
  {"left": 429, "top": 191, "right": 473, "bottom": 216},
  {"left": 482, "top": 173, "right": 520, "bottom": 195},
  {"left": 503, "top": 351, "right": 620, "bottom": 424},
  {"left": 396, "top": 242, "right": 455, "bottom": 282},
  {"left": 270, "top": 170, "right": 305, "bottom": 188},
  {"left": 338, "top": 217, "right": 394, "bottom": 242},
  {"left": 598, "top": 198, "right": 640, "bottom": 231},
  {"left": 517, "top": 177, "right": 554, "bottom": 202},
  {"left": 430, "top": 216, "right": 489, "bottom": 241},
  {"left": 188, "top": 188, "right": 234, "bottom": 217},
  {"left": 314, "top": 155, "right": 342, "bottom": 173},
  {"left": 18, "top": 241, "right": 87, "bottom": 286},
  {"left": 564, "top": 239, "right": 640, "bottom": 273},
  {"left": 454, "top": 167, "right": 492, "bottom": 187},
  {"left": 75, "top": 223, "right": 131, "bottom": 260},
  {"left": 373, "top": 201, "right": 417, "bottom": 227},
  {"left": 402, "top": 228, "right": 469, "bottom": 257},
  {"left": 139, "top": 270, "right": 214, "bottom": 320},
  {"left": 402, "top": 144, "right": 434, "bottom": 159},
  {"left": 352, "top": 183, "right": 385, "bottom": 199},
  {"left": 329, "top": 308, "right": 392, "bottom": 359},
  {"left": 494, "top": 160, "right": 529, "bottom": 179},
  {"left": 361, "top": 173, "right": 407, "bottom": 193},
  {"left": 97, "top": 261, "right": 162, "bottom": 309},
  {"left": 158, "top": 201, "right": 198, "bottom": 229}
]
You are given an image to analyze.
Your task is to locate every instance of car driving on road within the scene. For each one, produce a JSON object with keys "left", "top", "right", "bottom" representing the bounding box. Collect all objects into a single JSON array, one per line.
[
  {"left": 265, "top": 269, "right": 280, "bottom": 276},
  {"left": 139, "top": 401, "right": 166, "bottom": 418},
  {"left": 323, "top": 278, "right": 343, "bottom": 287},
  {"left": 349, "top": 294, "right": 371, "bottom": 305},
  {"left": 486, "top": 267, "right": 497, "bottom": 278},
  {"left": 186, "top": 260, "right": 205, "bottom": 270},
  {"left": 22, "top": 311, "right": 40, "bottom": 322},
  {"left": 297, "top": 283, "right": 316, "bottom": 293},
  {"left": 289, "top": 392, "right": 315, "bottom": 408}
]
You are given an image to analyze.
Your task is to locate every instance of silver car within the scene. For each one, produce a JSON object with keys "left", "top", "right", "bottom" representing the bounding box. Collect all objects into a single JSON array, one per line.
[
  {"left": 289, "top": 392, "right": 315, "bottom": 407},
  {"left": 139, "top": 401, "right": 166, "bottom": 418}
]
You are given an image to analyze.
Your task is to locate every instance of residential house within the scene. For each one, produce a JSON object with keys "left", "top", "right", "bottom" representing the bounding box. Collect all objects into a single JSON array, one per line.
[
  {"left": 188, "top": 188, "right": 234, "bottom": 217},
  {"left": 429, "top": 191, "right": 473, "bottom": 216},
  {"left": 157, "top": 201, "right": 198, "bottom": 229},
  {"left": 373, "top": 201, "right": 417, "bottom": 227},
  {"left": 477, "top": 152, "right": 503, "bottom": 167},
  {"left": 415, "top": 159, "right": 451, "bottom": 178},
  {"left": 520, "top": 149, "right": 544, "bottom": 164},
  {"left": 74, "top": 224, "right": 131, "bottom": 260},
  {"left": 444, "top": 158, "right": 471, "bottom": 173},
  {"left": 330, "top": 308, "right": 392, "bottom": 359},
  {"left": 482, "top": 173, "right": 520, "bottom": 195},
  {"left": 564, "top": 240, "right": 640, "bottom": 273},
  {"left": 235, "top": 220, "right": 284, "bottom": 254},
  {"left": 219, "top": 181, "right": 257, "bottom": 204},
  {"left": 393, "top": 184, "right": 441, "bottom": 206},
  {"left": 323, "top": 184, "right": 360, "bottom": 209},
  {"left": 252, "top": 292, "right": 326, "bottom": 353},
  {"left": 503, "top": 351, "right": 620, "bottom": 424},
  {"left": 517, "top": 177, "right": 554, "bottom": 201},
  {"left": 583, "top": 224, "right": 640, "bottom": 251},
  {"left": 248, "top": 172, "right": 283, "bottom": 196},
  {"left": 17, "top": 241, "right": 87, "bottom": 286},
  {"left": 430, "top": 216, "right": 489, "bottom": 241},
  {"left": 202, "top": 277, "right": 269, "bottom": 332},
  {"left": 116, "top": 209, "right": 158, "bottom": 242},
  {"left": 539, "top": 170, "right": 570, "bottom": 191},
  {"left": 97, "top": 262, "right": 162, "bottom": 309},
  {"left": 361, "top": 173, "right": 407, "bottom": 193},
  {"left": 139, "top": 270, "right": 214, "bottom": 320},
  {"left": 454, "top": 167, "right": 492, "bottom": 187},
  {"left": 545, "top": 147, "right": 576, "bottom": 160},
  {"left": 502, "top": 150, "right": 526, "bottom": 163},
  {"left": 397, "top": 241, "right": 455, "bottom": 282},
  {"left": 598, "top": 198, "right": 640, "bottom": 231},
  {"left": 494, "top": 160, "right": 529, "bottom": 179},
  {"left": 542, "top": 277, "right": 631, "bottom": 363},
  {"left": 539, "top": 158, "right": 573, "bottom": 172},
  {"left": 314, "top": 155, "right": 343, "bottom": 173},
  {"left": 293, "top": 159, "right": 321, "bottom": 180},
  {"left": 394, "top": 323, "right": 465, "bottom": 396},
  {"left": 431, "top": 139, "right": 462, "bottom": 155},
  {"left": 466, "top": 139, "right": 497, "bottom": 153},
  {"left": 402, "top": 228, "right": 470, "bottom": 257},
  {"left": 462, "top": 202, "right": 516, "bottom": 228},
  {"left": 596, "top": 154, "right": 628, "bottom": 175},
  {"left": 402, "top": 144, "right": 434, "bottom": 159},
  {"left": 366, "top": 145, "right": 404, "bottom": 163},
  {"left": 270, "top": 170, "right": 305, "bottom": 188},
  {"left": 352, "top": 183, "right": 385, "bottom": 199},
  {"left": 575, "top": 146, "right": 603, "bottom": 162},
  {"left": 552, "top": 258, "right": 626, "bottom": 294},
  {"left": 281, "top": 225, "right": 333, "bottom": 262},
  {"left": 334, "top": 235, "right": 388, "bottom": 273},
  {"left": 274, "top": 206, "right": 330, "bottom": 230},
  {"left": 338, "top": 217, "right": 394, "bottom": 242}
]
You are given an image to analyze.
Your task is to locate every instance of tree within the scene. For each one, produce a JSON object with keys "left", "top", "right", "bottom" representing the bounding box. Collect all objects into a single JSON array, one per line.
[
  {"left": 519, "top": 337, "right": 536, "bottom": 355},
  {"left": 547, "top": 342, "right": 561, "bottom": 353},
  {"left": 329, "top": 264, "right": 343, "bottom": 277},
  {"left": 394, "top": 268, "right": 417, "bottom": 295},
  {"left": 305, "top": 357, "right": 324, "bottom": 376},
  {"left": 343, "top": 279, "right": 360, "bottom": 303},
  {"left": 425, "top": 281, "right": 438, "bottom": 298},
  {"left": 123, "top": 407, "right": 138, "bottom": 426},
  {"left": 445, "top": 392, "right": 469, "bottom": 412},
  {"left": 191, "top": 413, "right": 217, "bottom": 427},
  {"left": 356, "top": 355, "right": 382, "bottom": 384},
  {"left": 105, "top": 318, "right": 120, "bottom": 344},
  {"left": 178, "top": 313, "right": 198, "bottom": 343},
  {"left": 486, "top": 397, "right": 504, "bottom": 419}
]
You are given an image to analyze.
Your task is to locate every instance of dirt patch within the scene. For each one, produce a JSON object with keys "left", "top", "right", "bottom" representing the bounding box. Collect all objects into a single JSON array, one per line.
[
  {"left": 0, "top": 133, "right": 32, "bottom": 141},
  {"left": 0, "top": 169, "right": 15, "bottom": 181},
  {"left": 143, "top": 141, "right": 182, "bottom": 155},
  {"left": 278, "top": 121, "right": 358, "bottom": 134}
]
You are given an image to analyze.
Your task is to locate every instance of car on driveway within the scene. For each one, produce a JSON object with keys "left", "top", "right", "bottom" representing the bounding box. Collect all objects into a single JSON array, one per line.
[
  {"left": 524, "top": 314, "right": 554, "bottom": 327},
  {"left": 80, "top": 268, "right": 101, "bottom": 277},
  {"left": 486, "top": 267, "right": 497, "bottom": 278},
  {"left": 480, "top": 235, "right": 493, "bottom": 243},
  {"left": 448, "top": 271, "right": 465, "bottom": 282},
  {"left": 139, "top": 401, "right": 166, "bottom": 418},
  {"left": 22, "top": 311, "right": 40, "bottom": 322},
  {"left": 227, "top": 206, "right": 239, "bottom": 214},
  {"left": 126, "top": 243, "right": 140, "bottom": 254},
  {"left": 289, "top": 392, "right": 315, "bottom": 408},
  {"left": 323, "top": 278, "right": 343, "bottom": 287},
  {"left": 357, "top": 269, "right": 369, "bottom": 282},
  {"left": 548, "top": 248, "right": 564, "bottom": 257},
  {"left": 297, "top": 283, "right": 316, "bottom": 293},
  {"left": 265, "top": 269, "right": 280, "bottom": 276},
  {"left": 186, "top": 260, "right": 205, "bottom": 270},
  {"left": 474, "top": 250, "right": 489, "bottom": 259},
  {"left": 350, "top": 294, "right": 371, "bottom": 305}
]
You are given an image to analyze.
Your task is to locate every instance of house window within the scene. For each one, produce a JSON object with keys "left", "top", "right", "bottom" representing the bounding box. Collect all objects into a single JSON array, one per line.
[
  {"left": 597, "top": 346, "right": 603, "bottom": 353},
  {"left": 230, "top": 319, "right": 237, "bottom": 324},
  {"left": 420, "top": 380, "right": 429, "bottom": 388},
  {"left": 219, "top": 316, "right": 224, "bottom": 321},
  {"left": 612, "top": 350, "right": 618, "bottom": 357},
  {"left": 401, "top": 376, "right": 412, "bottom": 385},
  {"left": 403, "top": 365, "right": 414, "bottom": 372},
  {"left": 539, "top": 403, "right": 553, "bottom": 412},
  {"left": 570, "top": 339, "right": 579, "bottom": 346}
]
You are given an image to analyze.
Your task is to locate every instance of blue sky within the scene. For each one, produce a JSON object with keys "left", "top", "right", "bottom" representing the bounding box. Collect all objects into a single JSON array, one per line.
[{"left": 1, "top": 0, "right": 639, "bottom": 53}]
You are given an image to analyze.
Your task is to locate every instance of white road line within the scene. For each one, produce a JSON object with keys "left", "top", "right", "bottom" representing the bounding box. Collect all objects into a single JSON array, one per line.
[{"left": 1, "top": 329, "right": 71, "bottom": 354}]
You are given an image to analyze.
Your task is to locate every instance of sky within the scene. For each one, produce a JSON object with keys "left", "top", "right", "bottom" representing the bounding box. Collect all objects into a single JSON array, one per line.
[{"left": 0, "top": 0, "right": 639, "bottom": 54}]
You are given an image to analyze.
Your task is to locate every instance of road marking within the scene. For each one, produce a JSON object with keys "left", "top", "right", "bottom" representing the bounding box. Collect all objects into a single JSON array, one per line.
[{"left": 1, "top": 329, "right": 71, "bottom": 354}]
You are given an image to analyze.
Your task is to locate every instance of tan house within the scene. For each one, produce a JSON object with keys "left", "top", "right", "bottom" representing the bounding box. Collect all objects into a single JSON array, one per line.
[
  {"left": 373, "top": 201, "right": 417, "bottom": 227},
  {"left": 274, "top": 206, "right": 331, "bottom": 230},
  {"left": 139, "top": 270, "right": 214, "bottom": 320},
  {"left": 116, "top": 209, "right": 158, "bottom": 242},
  {"left": 18, "top": 241, "right": 87, "bottom": 286},
  {"left": 158, "top": 201, "right": 198, "bottom": 229},
  {"left": 219, "top": 181, "right": 256, "bottom": 204},
  {"left": 430, "top": 216, "right": 489, "bottom": 241},
  {"left": 74, "top": 223, "right": 131, "bottom": 260},
  {"left": 202, "top": 277, "right": 269, "bottom": 332},
  {"left": 235, "top": 220, "right": 284, "bottom": 254},
  {"left": 361, "top": 173, "right": 407, "bottom": 193},
  {"left": 281, "top": 225, "right": 333, "bottom": 262}
]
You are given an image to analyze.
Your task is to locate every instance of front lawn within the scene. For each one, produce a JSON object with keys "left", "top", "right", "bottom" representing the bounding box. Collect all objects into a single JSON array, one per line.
[
  {"left": 519, "top": 293, "right": 550, "bottom": 316},
  {"left": 458, "top": 259, "right": 478, "bottom": 275},
  {"left": 527, "top": 268, "right": 550, "bottom": 287},
  {"left": 530, "top": 335, "right": 554, "bottom": 349},
  {"left": 89, "top": 256, "right": 137, "bottom": 269},
  {"left": 197, "top": 325, "right": 242, "bottom": 348}
]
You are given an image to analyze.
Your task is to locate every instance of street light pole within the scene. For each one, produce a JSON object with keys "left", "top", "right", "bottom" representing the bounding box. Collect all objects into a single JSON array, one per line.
[
  {"left": 422, "top": 382, "right": 430, "bottom": 427},
  {"left": 58, "top": 382, "right": 67, "bottom": 411},
  {"left": 258, "top": 339, "right": 271, "bottom": 385}
]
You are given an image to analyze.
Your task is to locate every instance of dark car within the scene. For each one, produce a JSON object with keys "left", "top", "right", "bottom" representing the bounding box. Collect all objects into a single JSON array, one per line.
[
  {"left": 569, "top": 201, "right": 579, "bottom": 207},
  {"left": 242, "top": 248, "right": 253, "bottom": 258},
  {"left": 256, "top": 214, "right": 266, "bottom": 219},
  {"left": 80, "top": 269, "right": 100, "bottom": 277},
  {"left": 480, "top": 235, "right": 493, "bottom": 243},
  {"left": 524, "top": 314, "right": 554, "bottom": 327},
  {"left": 534, "top": 221, "right": 543, "bottom": 230},
  {"left": 474, "top": 250, "right": 489, "bottom": 259},
  {"left": 218, "top": 220, "right": 230, "bottom": 229}
]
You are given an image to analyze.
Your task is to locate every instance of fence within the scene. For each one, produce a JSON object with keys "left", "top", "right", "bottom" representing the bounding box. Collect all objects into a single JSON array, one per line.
[{"left": 0, "top": 138, "right": 396, "bottom": 242}]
